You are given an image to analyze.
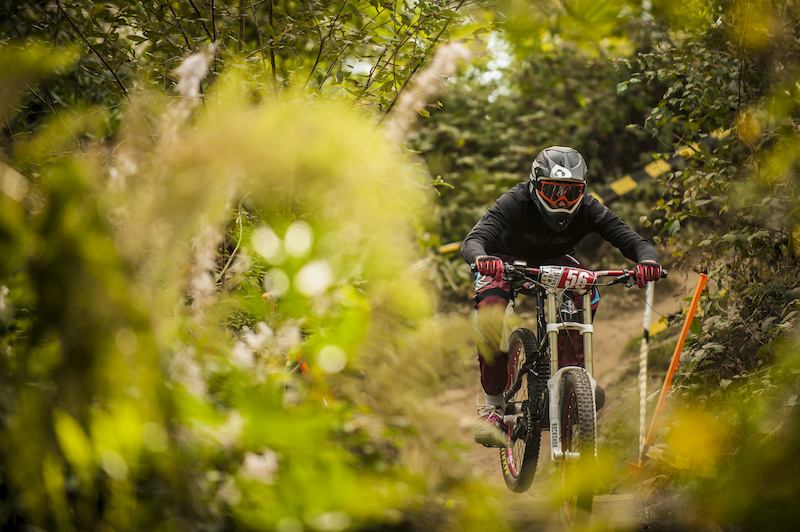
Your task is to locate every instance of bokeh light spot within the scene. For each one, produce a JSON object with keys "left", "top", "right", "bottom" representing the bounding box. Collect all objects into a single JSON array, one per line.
[
  {"left": 295, "top": 261, "right": 332, "bottom": 297},
  {"left": 284, "top": 221, "right": 313, "bottom": 257},
  {"left": 252, "top": 226, "right": 286, "bottom": 264},
  {"left": 264, "top": 268, "right": 290, "bottom": 299},
  {"left": 317, "top": 345, "right": 348, "bottom": 374}
]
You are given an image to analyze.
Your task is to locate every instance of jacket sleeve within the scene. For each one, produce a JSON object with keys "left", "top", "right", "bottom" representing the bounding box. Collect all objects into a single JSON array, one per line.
[
  {"left": 461, "top": 194, "right": 515, "bottom": 265},
  {"left": 592, "top": 203, "right": 659, "bottom": 263}
]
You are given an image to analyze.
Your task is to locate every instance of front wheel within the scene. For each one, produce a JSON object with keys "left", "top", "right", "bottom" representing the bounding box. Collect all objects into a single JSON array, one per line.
[
  {"left": 559, "top": 368, "right": 597, "bottom": 524},
  {"left": 501, "top": 328, "right": 547, "bottom": 492}
]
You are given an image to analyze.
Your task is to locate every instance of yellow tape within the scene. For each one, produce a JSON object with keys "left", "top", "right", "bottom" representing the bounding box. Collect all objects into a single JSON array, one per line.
[
  {"left": 610, "top": 175, "right": 638, "bottom": 196},
  {"left": 674, "top": 454, "right": 692, "bottom": 470},
  {"left": 644, "top": 159, "right": 672, "bottom": 178},
  {"left": 711, "top": 128, "right": 731, "bottom": 140},
  {"left": 644, "top": 446, "right": 718, "bottom": 478},
  {"left": 436, "top": 242, "right": 462, "bottom": 254},
  {"left": 675, "top": 143, "right": 700, "bottom": 158},
  {"left": 649, "top": 317, "right": 669, "bottom": 336}
]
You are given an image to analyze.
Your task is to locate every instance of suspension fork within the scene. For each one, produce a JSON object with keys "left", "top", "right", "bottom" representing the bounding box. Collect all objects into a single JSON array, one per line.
[
  {"left": 537, "top": 290, "right": 547, "bottom": 353},
  {"left": 545, "top": 289, "right": 598, "bottom": 460},
  {"left": 545, "top": 290, "right": 594, "bottom": 376}
]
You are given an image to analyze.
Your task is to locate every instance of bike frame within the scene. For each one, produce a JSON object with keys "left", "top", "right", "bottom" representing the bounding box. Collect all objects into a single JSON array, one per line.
[{"left": 499, "top": 263, "right": 633, "bottom": 463}]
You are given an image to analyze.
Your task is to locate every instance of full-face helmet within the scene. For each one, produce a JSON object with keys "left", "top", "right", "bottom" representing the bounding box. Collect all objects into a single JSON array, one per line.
[{"left": 529, "top": 146, "right": 588, "bottom": 232}]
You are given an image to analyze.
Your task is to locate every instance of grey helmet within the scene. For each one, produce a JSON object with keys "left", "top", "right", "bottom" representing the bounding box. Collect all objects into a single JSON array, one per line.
[{"left": 529, "top": 146, "right": 588, "bottom": 232}]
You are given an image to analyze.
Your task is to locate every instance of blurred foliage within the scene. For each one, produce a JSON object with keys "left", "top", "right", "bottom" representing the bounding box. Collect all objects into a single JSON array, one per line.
[
  {"left": 0, "top": 0, "right": 489, "bottom": 145},
  {"left": 619, "top": 1, "right": 800, "bottom": 529},
  {"left": 410, "top": 0, "right": 800, "bottom": 528},
  {"left": 621, "top": 0, "right": 800, "bottom": 385},
  {"left": 0, "top": 44, "right": 503, "bottom": 530},
  {"left": 635, "top": 337, "right": 800, "bottom": 531},
  {"left": 2, "top": 0, "right": 800, "bottom": 530},
  {"left": 493, "top": 0, "right": 648, "bottom": 58}
]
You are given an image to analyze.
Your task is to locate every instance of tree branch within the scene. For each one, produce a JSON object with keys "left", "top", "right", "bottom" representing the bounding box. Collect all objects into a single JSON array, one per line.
[
  {"left": 305, "top": 0, "right": 350, "bottom": 88},
  {"left": 268, "top": 0, "right": 278, "bottom": 90},
  {"left": 169, "top": 3, "right": 195, "bottom": 49},
  {"left": 379, "top": 0, "right": 467, "bottom": 120},
  {"left": 186, "top": 0, "right": 214, "bottom": 41},
  {"left": 51, "top": 0, "right": 131, "bottom": 102},
  {"left": 238, "top": 0, "right": 245, "bottom": 53}
]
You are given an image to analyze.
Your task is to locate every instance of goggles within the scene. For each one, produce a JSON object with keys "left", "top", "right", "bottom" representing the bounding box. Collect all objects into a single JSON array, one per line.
[{"left": 537, "top": 180, "right": 585, "bottom": 208}]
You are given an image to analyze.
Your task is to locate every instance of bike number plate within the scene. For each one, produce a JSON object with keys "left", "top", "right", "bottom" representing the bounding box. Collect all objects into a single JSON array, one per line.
[{"left": 540, "top": 266, "right": 596, "bottom": 290}]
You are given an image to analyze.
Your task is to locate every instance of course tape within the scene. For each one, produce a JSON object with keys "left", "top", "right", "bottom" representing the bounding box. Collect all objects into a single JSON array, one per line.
[
  {"left": 436, "top": 129, "right": 731, "bottom": 255},
  {"left": 643, "top": 444, "right": 718, "bottom": 479},
  {"left": 591, "top": 129, "right": 730, "bottom": 205}
]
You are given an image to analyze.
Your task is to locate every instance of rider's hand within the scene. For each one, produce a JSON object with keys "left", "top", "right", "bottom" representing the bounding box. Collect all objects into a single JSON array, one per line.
[
  {"left": 635, "top": 260, "right": 662, "bottom": 288},
  {"left": 475, "top": 255, "right": 504, "bottom": 276}
]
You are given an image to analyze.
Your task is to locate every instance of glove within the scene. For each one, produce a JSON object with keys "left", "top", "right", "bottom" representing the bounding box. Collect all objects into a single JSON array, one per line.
[
  {"left": 635, "top": 260, "right": 662, "bottom": 289},
  {"left": 475, "top": 255, "right": 504, "bottom": 276}
]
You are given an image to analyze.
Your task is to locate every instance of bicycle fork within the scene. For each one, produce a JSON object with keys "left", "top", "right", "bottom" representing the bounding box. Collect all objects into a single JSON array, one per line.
[{"left": 544, "top": 290, "right": 599, "bottom": 461}]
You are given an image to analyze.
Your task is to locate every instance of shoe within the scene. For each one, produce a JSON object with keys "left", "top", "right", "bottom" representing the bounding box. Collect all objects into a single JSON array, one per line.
[
  {"left": 475, "top": 405, "right": 508, "bottom": 448},
  {"left": 595, "top": 384, "right": 605, "bottom": 411}
]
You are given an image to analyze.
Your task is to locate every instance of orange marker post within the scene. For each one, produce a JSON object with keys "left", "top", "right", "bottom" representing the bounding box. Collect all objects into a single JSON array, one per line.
[{"left": 627, "top": 273, "right": 708, "bottom": 475}]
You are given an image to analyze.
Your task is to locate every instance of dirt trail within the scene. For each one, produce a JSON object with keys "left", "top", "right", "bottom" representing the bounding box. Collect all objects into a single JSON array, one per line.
[{"left": 435, "top": 269, "right": 700, "bottom": 523}]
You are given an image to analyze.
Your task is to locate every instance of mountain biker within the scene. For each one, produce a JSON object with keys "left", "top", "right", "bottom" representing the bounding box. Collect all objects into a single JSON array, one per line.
[{"left": 461, "top": 146, "right": 662, "bottom": 448}]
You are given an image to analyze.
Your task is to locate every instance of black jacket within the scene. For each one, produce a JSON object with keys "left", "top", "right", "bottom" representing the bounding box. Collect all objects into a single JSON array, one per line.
[{"left": 461, "top": 182, "right": 658, "bottom": 266}]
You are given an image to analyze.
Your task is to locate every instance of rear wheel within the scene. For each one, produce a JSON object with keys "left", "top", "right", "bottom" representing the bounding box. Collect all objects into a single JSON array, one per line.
[
  {"left": 501, "top": 328, "right": 547, "bottom": 492},
  {"left": 559, "top": 368, "right": 597, "bottom": 524}
]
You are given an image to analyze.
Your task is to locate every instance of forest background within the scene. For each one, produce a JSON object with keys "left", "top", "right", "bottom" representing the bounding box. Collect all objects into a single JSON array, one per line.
[{"left": 1, "top": 0, "right": 799, "bottom": 530}]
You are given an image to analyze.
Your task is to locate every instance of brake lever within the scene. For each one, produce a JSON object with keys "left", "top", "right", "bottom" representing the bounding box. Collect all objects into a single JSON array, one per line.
[{"left": 608, "top": 273, "right": 635, "bottom": 287}]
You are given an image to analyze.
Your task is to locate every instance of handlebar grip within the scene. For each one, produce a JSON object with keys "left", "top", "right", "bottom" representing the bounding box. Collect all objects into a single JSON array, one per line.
[{"left": 470, "top": 261, "right": 509, "bottom": 275}]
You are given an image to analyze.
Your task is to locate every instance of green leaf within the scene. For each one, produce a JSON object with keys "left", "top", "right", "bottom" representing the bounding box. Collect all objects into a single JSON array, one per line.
[
  {"left": 667, "top": 219, "right": 681, "bottom": 237},
  {"left": 747, "top": 230, "right": 770, "bottom": 241}
]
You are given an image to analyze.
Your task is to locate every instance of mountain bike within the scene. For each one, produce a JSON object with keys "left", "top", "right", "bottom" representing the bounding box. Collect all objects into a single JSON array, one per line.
[{"left": 476, "top": 260, "right": 665, "bottom": 522}]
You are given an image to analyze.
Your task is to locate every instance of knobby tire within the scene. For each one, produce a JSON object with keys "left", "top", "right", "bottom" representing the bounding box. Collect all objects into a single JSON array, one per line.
[
  {"left": 501, "top": 328, "right": 548, "bottom": 492},
  {"left": 559, "top": 368, "right": 597, "bottom": 524}
]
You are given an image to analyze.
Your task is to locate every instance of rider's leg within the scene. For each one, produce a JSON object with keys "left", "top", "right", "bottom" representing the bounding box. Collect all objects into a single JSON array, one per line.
[
  {"left": 473, "top": 272, "right": 513, "bottom": 404},
  {"left": 475, "top": 303, "right": 509, "bottom": 407},
  {"left": 473, "top": 272, "right": 513, "bottom": 447}
]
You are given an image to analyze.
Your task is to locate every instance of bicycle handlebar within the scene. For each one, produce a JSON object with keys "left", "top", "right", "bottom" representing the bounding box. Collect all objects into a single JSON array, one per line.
[{"left": 469, "top": 261, "right": 667, "bottom": 290}]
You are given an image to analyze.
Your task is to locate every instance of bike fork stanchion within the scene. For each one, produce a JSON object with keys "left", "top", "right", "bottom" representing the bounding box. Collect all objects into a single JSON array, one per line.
[
  {"left": 546, "top": 293, "right": 559, "bottom": 377},
  {"left": 582, "top": 291, "right": 594, "bottom": 377},
  {"left": 627, "top": 273, "right": 709, "bottom": 476}
]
